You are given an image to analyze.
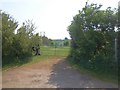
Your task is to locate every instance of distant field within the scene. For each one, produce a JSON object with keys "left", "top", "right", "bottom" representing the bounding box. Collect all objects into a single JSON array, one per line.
[
  {"left": 28, "top": 46, "right": 70, "bottom": 65},
  {"left": 3, "top": 46, "right": 70, "bottom": 70},
  {"left": 40, "top": 46, "right": 70, "bottom": 57}
]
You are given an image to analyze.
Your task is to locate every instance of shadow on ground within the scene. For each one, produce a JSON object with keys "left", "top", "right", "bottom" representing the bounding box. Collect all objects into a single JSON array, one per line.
[{"left": 47, "top": 58, "right": 118, "bottom": 88}]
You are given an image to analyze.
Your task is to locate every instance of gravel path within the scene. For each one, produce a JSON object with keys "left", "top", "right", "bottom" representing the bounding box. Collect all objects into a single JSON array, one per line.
[{"left": 2, "top": 58, "right": 118, "bottom": 88}]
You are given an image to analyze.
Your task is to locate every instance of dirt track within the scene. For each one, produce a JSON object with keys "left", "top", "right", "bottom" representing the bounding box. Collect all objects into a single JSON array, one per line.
[{"left": 2, "top": 57, "right": 118, "bottom": 88}]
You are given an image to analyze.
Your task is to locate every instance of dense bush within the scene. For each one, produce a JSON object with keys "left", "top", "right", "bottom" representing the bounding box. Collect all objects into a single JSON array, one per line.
[
  {"left": 68, "top": 3, "right": 118, "bottom": 74},
  {"left": 1, "top": 11, "right": 55, "bottom": 66},
  {"left": 1, "top": 11, "right": 41, "bottom": 66}
]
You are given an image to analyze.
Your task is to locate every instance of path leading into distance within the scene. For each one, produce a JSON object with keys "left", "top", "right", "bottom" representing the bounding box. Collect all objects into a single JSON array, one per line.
[{"left": 2, "top": 57, "right": 118, "bottom": 88}]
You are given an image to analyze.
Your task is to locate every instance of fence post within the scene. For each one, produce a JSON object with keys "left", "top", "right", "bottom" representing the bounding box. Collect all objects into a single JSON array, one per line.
[
  {"left": 54, "top": 42, "right": 56, "bottom": 56},
  {"left": 115, "top": 38, "right": 118, "bottom": 62}
]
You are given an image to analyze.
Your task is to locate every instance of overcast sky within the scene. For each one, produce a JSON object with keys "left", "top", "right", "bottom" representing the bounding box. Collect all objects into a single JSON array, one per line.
[{"left": 0, "top": 0, "right": 119, "bottom": 39}]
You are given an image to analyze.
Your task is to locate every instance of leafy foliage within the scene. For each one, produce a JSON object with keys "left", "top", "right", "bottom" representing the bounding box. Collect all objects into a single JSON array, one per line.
[
  {"left": 68, "top": 3, "right": 118, "bottom": 75},
  {"left": 2, "top": 12, "right": 41, "bottom": 66},
  {"left": 2, "top": 12, "right": 18, "bottom": 57},
  {"left": 42, "top": 36, "right": 51, "bottom": 46}
]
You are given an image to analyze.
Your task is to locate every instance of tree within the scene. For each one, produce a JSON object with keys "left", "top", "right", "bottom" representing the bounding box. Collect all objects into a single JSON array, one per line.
[
  {"left": 2, "top": 11, "right": 18, "bottom": 58},
  {"left": 15, "top": 20, "right": 37, "bottom": 57},
  {"left": 2, "top": 11, "right": 38, "bottom": 65},
  {"left": 42, "top": 36, "right": 51, "bottom": 46},
  {"left": 31, "top": 33, "right": 42, "bottom": 46},
  {"left": 118, "top": 3, "right": 120, "bottom": 80},
  {"left": 68, "top": 2, "right": 118, "bottom": 73},
  {"left": 64, "top": 37, "right": 68, "bottom": 40},
  {"left": 64, "top": 37, "right": 69, "bottom": 46}
]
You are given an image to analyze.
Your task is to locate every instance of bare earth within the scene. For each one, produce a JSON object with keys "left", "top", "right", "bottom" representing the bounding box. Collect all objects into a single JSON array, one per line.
[{"left": 2, "top": 57, "right": 118, "bottom": 88}]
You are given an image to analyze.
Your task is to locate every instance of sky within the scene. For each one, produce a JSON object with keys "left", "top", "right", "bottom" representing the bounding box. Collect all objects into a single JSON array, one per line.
[{"left": 0, "top": 0, "right": 120, "bottom": 39}]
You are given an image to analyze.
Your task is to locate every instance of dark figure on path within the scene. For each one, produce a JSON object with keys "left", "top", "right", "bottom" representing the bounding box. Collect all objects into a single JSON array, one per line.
[
  {"left": 32, "top": 44, "right": 41, "bottom": 55},
  {"left": 35, "top": 44, "right": 41, "bottom": 55},
  {"left": 32, "top": 46, "right": 36, "bottom": 52}
]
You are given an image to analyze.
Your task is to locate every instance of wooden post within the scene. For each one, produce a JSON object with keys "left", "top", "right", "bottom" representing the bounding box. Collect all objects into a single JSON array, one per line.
[
  {"left": 115, "top": 38, "right": 118, "bottom": 62},
  {"left": 54, "top": 42, "right": 56, "bottom": 56}
]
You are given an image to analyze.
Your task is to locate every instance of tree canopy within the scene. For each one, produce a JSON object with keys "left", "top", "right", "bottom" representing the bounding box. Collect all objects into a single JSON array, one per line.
[
  {"left": 68, "top": 3, "right": 119, "bottom": 74},
  {"left": 1, "top": 11, "right": 52, "bottom": 66}
]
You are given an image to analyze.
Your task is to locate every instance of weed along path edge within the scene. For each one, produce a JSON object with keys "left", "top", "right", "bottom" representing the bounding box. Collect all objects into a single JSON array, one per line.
[{"left": 2, "top": 57, "right": 118, "bottom": 88}]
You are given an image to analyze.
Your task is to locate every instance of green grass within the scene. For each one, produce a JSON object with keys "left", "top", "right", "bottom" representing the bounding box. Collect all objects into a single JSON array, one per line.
[
  {"left": 3, "top": 46, "right": 70, "bottom": 71},
  {"left": 24, "top": 46, "right": 70, "bottom": 65},
  {"left": 40, "top": 46, "right": 70, "bottom": 56},
  {"left": 3, "top": 46, "right": 117, "bottom": 84},
  {"left": 69, "top": 58, "right": 118, "bottom": 84}
]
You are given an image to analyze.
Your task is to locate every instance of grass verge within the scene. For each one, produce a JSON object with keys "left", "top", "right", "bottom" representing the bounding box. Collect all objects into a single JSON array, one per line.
[{"left": 68, "top": 57, "right": 118, "bottom": 84}]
